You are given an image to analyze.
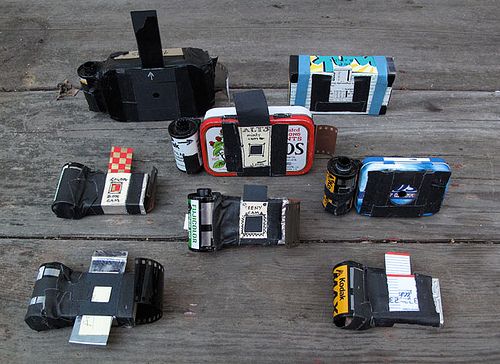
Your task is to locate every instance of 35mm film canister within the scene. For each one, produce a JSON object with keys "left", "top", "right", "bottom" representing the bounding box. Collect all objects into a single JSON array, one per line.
[
  {"left": 187, "top": 188, "right": 217, "bottom": 251},
  {"left": 322, "top": 156, "right": 360, "bottom": 215},
  {"left": 168, "top": 118, "right": 203, "bottom": 174}
]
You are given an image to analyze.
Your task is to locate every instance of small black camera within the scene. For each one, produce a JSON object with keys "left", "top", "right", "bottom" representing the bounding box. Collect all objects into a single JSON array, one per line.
[{"left": 77, "top": 10, "right": 218, "bottom": 122}]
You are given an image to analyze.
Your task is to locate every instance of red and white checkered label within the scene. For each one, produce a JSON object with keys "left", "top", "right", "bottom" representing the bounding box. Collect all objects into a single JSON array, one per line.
[{"left": 107, "top": 146, "right": 134, "bottom": 173}]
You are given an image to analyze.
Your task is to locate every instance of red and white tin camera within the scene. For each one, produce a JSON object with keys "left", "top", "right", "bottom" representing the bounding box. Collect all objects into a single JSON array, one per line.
[{"left": 199, "top": 90, "right": 337, "bottom": 177}]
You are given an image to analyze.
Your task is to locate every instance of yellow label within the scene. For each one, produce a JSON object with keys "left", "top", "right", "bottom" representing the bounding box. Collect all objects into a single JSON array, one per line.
[
  {"left": 333, "top": 265, "right": 349, "bottom": 316},
  {"left": 322, "top": 194, "right": 332, "bottom": 208},
  {"left": 79, "top": 78, "right": 88, "bottom": 85},
  {"left": 325, "top": 172, "right": 336, "bottom": 193}
]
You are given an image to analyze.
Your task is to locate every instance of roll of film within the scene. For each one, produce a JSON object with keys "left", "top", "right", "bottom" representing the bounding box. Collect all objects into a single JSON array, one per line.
[
  {"left": 322, "top": 156, "right": 360, "bottom": 215},
  {"left": 168, "top": 118, "right": 203, "bottom": 174},
  {"left": 187, "top": 188, "right": 216, "bottom": 251}
]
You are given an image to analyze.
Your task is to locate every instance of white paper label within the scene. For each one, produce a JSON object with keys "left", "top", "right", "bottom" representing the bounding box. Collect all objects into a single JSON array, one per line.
[
  {"left": 91, "top": 286, "right": 112, "bottom": 303},
  {"left": 171, "top": 132, "right": 202, "bottom": 172},
  {"left": 329, "top": 68, "right": 354, "bottom": 103},
  {"left": 286, "top": 125, "right": 308, "bottom": 171},
  {"left": 239, "top": 126, "right": 272, "bottom": 168},
  {"left": 239, "top": 201, "right": 268, "bottom": 239},
  {"left": 78, "top": 315, "right": 113, "bottom": 336},
  {"left": 101, "top": 173, "right": 131, "bottom": 214},
  {"left": 385, "top": 253, "right": 412, "bottom": 275},
  {"left": 188, "top": 199, "right": 200, "bottom": 250},
  {"left": 387, "top": 275, "right": 419, "bottom": 312},
  {"left": 385, "top": 252, "right": 419, "bottom": 312}
]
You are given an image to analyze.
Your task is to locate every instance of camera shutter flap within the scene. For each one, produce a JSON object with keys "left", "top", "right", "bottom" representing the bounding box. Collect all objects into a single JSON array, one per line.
[{"left": 130, "top": 10, "right": 164, "bottom": 69}]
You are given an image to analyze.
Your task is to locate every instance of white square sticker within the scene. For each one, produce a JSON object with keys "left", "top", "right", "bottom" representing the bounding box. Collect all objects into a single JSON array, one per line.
[{"left": 91, "top": 286, "right": 112, "bottom": 303}]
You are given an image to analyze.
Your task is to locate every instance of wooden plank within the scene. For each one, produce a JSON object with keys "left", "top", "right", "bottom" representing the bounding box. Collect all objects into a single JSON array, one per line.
[
  {"left": 1, "top": 239, "right": 499, "bottom": 362},
  {"left": 0, "top": 0, "right": 499, "bottom": 91},
  {"left": 0, "top": 90, "right": 498, "bottom": 241}
]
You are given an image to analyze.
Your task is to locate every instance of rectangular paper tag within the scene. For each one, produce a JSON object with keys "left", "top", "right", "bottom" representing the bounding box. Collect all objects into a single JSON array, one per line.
[
  {"left": 385, "top": 252, "right": 419, "bottom": 312},
  {"left": 101, "top": 173, "right": 131, "bottom": 214},
  {"left": 239, "top": 201, "right": 268, "bottom": 239},
  {"left": 387, "top": 275, "right": 419, "bottom": 311},
  {"left": 239, "top": 126, "right": 272, "bottom": 168},
  {"left": 385, "top": 252, "right": 411, "bottom": 275}
]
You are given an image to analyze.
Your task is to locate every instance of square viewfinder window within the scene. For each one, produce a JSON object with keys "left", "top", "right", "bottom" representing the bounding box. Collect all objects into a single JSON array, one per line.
[
  {"left": 244, "top": 215, "right": 264, "bottom": 233},
  {"left": 249, "top": 144, "right": 264, "bottom": 155}
]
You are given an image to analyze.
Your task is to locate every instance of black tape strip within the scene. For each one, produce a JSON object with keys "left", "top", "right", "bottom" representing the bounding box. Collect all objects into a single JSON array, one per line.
[
  {"left": 386, "top": 57, "right": 396, "bottom": 87},
  {"left": 243, "top": 185, "right": 268, "bottom": 202},
  {"left": 311, "top": 75, "right": 370, "bottom": 112},
  {"left": 233, "top": 90, "right": 270, "bottom": 126},
  {"left": 25, "top": 258, "right": 164, "bottom": 331},
  {"left": 69, "top": 273, "right": 125, "bottom": 317},
  {"left": 183, "top": 154, "right": 201, "bottom": 174},
  {"left": 266, "top": 199, "right": 283, "bottom": 242},
  {"left": 241, "top": 166, "right": 270, "bottom": 176},
  {"left": 352, "top": 76, "right": 371, "bottom": 111},
  {"left": 221, "top": 122, "right": 242, "bottom": 172},
  {"left": 289, "top": 55, "right": 299, "bottom": 83},
  {"left": 310, "top": 74, "right": 331, "bottom": 111},
  {"left": 175, "top": 68, "right": 197, "bottom": 116},
  {"left": 126, "top": 173, "right": 146, "bottom": 215},
  {"left": 360, "top": 171, "right": 451, "bottom": 217},
  {"left": 271, "top": 124, "right": 288, "bottom": 176},
  {"left": 131, "top": 10, "right": 164, "bottom": 69}
]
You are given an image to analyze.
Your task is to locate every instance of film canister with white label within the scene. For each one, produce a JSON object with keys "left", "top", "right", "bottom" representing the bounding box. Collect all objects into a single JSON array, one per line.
[
  {"left": 187, "top": 188, "right": 217, "bottom": 252},
  {"left": 168, "top": 118, "right": 203, "bottom": 174}
]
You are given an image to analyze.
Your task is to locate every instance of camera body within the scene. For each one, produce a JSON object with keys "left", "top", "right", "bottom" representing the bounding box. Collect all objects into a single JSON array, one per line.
[
  {"left": 199, "top": 90, "right": 338, "bottom": 177},
  {"left": 78, "top": 10, "right": 217, "bottom": 122}
]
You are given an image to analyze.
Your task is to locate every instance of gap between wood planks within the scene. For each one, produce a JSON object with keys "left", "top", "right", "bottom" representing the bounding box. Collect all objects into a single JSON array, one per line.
[
  {"left": 0, "top": 234, "right": 498, "bottom": 244},
  {"left": 2, "top": 87, "right": 499, "bottom": 93}
]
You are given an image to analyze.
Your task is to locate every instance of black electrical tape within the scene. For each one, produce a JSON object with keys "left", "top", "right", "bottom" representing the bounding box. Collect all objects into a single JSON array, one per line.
[
  {"left": 51, "top": 163, "right": 103, "bottom": 219},
  {"left": 233, "top": 89, "right": 270, "bottom": 126},
  {"left": 322, "top": 156, "right": 360, "bottom": 215},
  {"left": 52, "top": 162, "right": 155, "bottom": 219},
  {"left": 25, "top": 258, "right": 164, "bottom": 331},
  {"left": 332, "top": 261, "right": 442, "bottom": 330},
  {"left": 358, "top": 170, "right": 451, "bottom": 217},
  {"left": 77, "top": 10, "right": 217, "bottom": 122},
  {"left": 187, "top": 185, "right": 300, "bottom": 251}
]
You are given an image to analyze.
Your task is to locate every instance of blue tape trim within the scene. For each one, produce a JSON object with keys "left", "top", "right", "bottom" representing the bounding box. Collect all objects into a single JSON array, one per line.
[
  {"left": 295, "top": 55, "right": 310, "bottom": 106},
  {"left": 368, "top": 56, "right": 388, "bottom": 115}
]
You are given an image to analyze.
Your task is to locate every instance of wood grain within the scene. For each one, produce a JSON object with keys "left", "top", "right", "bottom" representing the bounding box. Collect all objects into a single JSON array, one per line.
[
  {"left": 0, "top": 240, "right": 499, "bottom": 363},
  {"left": 0, "top": 90, "right": 498, "bottom": 242},
  {"left": 0, "top": 0, "right": 499, "bottom": 91}
]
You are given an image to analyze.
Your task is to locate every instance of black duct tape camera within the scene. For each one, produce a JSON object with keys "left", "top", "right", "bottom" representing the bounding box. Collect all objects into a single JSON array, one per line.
[
  {"left": 52, "top": 147, "right": 157, "bottom": 219},
  {"left": 332, "top": 253, "right": 443, "bottom": 330},
  {"left": 78, "top": 10, "right": 221, "bottom": 122},
  {"left": 186, "top": 185, "right": 300, "bottom": 251},
  {"left": 25, "top": 251, "right": 163, "bottom": 345}
]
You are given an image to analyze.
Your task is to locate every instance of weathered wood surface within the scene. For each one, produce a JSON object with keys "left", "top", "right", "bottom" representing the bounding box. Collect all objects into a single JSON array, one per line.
[
  {"left": 1, "top": 0, "right": 500, "bottom": 362},
  {"left": 0, "top": 0, "right": 499, "bottom": 91},
  {"left": 0, "top": 90, "right": 499, "bottom": 242},
  {"left": 1, "top": 240, "right": 499, "bottom": 363}
]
